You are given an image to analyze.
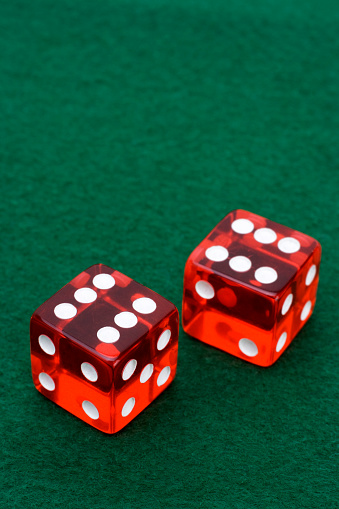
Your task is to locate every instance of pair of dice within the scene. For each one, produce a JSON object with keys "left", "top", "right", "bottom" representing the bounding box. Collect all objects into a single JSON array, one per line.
[{"left": 31, "top": 210, "right": 321, "bottom": 433}]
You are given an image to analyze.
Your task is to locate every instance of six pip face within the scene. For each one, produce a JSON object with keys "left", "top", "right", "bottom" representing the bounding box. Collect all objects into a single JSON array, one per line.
[{"left": 30, "top": 211, "right": 321, "bottom": 431}]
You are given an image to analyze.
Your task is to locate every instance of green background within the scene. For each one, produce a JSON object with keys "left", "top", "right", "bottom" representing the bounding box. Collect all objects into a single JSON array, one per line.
[{"left": 1, "top": 0, "right": 338, "bottom": 507}]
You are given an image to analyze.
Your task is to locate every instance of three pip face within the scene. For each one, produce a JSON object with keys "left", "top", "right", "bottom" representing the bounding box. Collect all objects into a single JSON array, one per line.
[{"left": 30, "top": 209, "right": 321, "bottom": 433}]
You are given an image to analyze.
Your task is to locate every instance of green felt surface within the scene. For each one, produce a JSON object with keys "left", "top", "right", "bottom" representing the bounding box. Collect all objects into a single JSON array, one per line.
[{"left": 1, "top": 0, "right": 338, "bottom": 507}]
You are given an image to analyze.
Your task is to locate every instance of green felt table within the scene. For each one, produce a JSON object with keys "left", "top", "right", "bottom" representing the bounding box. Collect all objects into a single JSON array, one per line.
[{"left": 1, "top": 0, "right": 338, "bottom": 507}]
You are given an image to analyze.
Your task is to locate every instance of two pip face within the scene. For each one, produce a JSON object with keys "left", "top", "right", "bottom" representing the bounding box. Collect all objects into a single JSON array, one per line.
[{"left": 30, "top": 209, "right": 321, "bottom": 433}]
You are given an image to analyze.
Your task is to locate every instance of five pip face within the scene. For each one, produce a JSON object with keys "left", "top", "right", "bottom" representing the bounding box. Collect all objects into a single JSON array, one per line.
[{"left": 30, "top": 209, "right": 321, "bottom": 432}]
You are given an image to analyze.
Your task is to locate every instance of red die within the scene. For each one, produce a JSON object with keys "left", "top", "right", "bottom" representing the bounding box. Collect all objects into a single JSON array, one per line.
[
  {"left": 30, "top": 264, "right": 179, "bottom": 433},
  {"left": 182, "top": 210, "right": 321, "bottom": 367}
]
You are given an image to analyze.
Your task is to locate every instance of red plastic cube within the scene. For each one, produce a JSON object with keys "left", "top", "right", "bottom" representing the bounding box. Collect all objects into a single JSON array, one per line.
[
  {"left": 30, "top": 264, "right": 179, "bottom": 433},
  {"left": 182, "top": 210, "right": 321, "bottom": 366}
]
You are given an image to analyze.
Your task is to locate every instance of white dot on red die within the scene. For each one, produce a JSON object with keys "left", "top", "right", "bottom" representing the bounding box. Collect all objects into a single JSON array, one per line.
[
  {"left": 238, "top": 338, "right": 258, "bottom": 357},
  {"left": 276, "top": 332, "right": 287, "bottom": 353},
  {"left": 231, "top": 218, "right": 254, "bottom": 234},
  {"left": 281, "top": 293, "right": 293, "bottom": 315},
  {"left": 254, "top": 228, "right": 277, "bottom": 244},
  {"left": 54, "top": 303, "right": 77, "bottom": 320},
  {"left": 157, "top": 329, "right": 171, "bottom": 350},
  {"left": 132, "top": 297, "right": 157, "bottom": 314},
  {"left": 74, "top": 287, "right": 97, "bottom": 304},
  {"left": 306, "top": 265, "right": 317, "bottom": 286},
  {"left": 92, "top": 273, "right": 115, "bottom": 290},
  {"left": 157, "top": 366, "right": 171, "bottom": 386},
  {"left": 205, "top": 246, "right": 229, "bottom": 262},
  {"left": 229, "top": 256, "right": 252, "bottom": 273},
  {"left": 81, "top": 362, "right": 98, "bottom": 382},
  {"left": 122, "top": 359, "right": 137, "bottom": 380},
  {"left": 122, "top": 397, "right": 135, "bottom": 417},
  {"left": 82, "top": 400, "right": 99, "bottom": 420},
  {"left": 140, "top": 364, "right": 154, "bottom": 383},
  {"left": 97, "top": 326, "right": 120, "bottom": 343},
  {"left": 195, "top": 280, "right": 215, "bottom": 299},
  {"left": 254, "top": 266, "right": 278, "bottom": 284},
  {"left": 38, "top": 335, "right": 55, "bottom": 355},
  {"left": 38, "top": 372, "right": 55, "bottom": 391},
  {"left": 301, "top": 301, "right": 312, "bottom": 321},
  {"left": 114, "top": 312, "right": 138, "bottom": 328},
  {"left": 278, "top": 237, "right": 301, "bottom": 254}
]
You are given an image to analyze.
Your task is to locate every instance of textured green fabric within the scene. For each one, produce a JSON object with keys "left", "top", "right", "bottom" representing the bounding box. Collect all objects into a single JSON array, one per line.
[{"left": 1, "top": 0, "right": 338, "bottom": 507}]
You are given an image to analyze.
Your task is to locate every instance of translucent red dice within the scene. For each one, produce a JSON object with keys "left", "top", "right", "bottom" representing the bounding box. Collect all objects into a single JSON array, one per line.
[
  {"left": 30, "top": 264, "right": 179, "bottom": 433},
  {"left": 182, "top": 210, "right": 321, "bottom": 367}
]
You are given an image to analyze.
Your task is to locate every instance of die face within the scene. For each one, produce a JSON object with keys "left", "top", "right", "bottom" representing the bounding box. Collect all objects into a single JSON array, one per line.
[
  {"left": 33, "top": 264, "right": 176, "bottom": 362},
  {"left": 30, "top": 316, "right": 114, "bottom": 433},
  {"left": 182, "top": 260, "right": 276, "bottom": 366},
  {"left": 112, "top": 309, "right": 179, "bottom": 433},
  {"left": 192, "top": 209, "right": 320, "bottom": 297},
  {"left": 273, "top": 243, "right": 321, "bottom": 361},
  {"left": 183, "top": 210, "right": 321, "bottom": 366},
  {"left": 31, "top": 264, "right": 179, "bottom": 433}
]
